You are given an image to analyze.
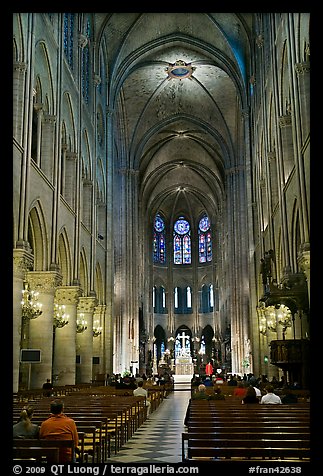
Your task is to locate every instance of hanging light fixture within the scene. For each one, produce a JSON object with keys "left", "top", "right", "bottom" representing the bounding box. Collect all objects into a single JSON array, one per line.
[
  {"left": 53, "top": 303, "right": 69, "bottom": 329},
  {"left": 76, "top": 313, "right": 87, "bottom": 333},
  {"left": 21, "top": 281, "right": 43, "bottom": 320},
  {"left": 92, "top": 320, "right": 102, "bottom": 337}
]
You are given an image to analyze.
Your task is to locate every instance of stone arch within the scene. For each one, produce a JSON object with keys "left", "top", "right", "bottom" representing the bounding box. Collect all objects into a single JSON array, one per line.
[
  {"left": 95, "top": 262, "right": 105, "bottom": 304},
  {"left": 28, "top": 200, "right": 49, "bottom": 271},
  {"left": 57, "top": 228, "right": 72, "bottom": 286},
  {"left": 79, "top": 248, "right": 89, "bottom": 296}
]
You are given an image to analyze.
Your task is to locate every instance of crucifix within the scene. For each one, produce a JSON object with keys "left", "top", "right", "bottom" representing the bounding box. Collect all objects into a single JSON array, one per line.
[{"left": 176, "top": 331, "right": 190, "bottom": 356}]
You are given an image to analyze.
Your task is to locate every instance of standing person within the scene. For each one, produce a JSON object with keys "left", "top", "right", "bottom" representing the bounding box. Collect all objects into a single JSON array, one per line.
[
  {"left": 39, "top": 399, "right": 79, "bottom": 462},
  {"left": 205, "top": 361, "right": 213, "bottom": 377},
  {"left": 260, "top": 384, "right": 282, "bottom": 404},
  {"left": 133, "top": 380, "right": 151, "bottom": 416},
  {"left": 42, "top": 378, "right": 53, "bottom": 397},
  {"left": 13, "top": 406, "right": 40, "bottom": 438}
]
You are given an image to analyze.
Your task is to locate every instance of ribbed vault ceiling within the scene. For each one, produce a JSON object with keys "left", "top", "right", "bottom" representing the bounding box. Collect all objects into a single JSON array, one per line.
[{"left": 99, "top": 12, "right": 253, "bottom": 222}]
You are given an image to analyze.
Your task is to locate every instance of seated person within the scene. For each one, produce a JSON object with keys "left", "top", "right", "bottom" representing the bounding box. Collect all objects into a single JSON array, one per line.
[
  {"left": 233, "top": 381, "right": 247, "bottom": 399},
  {"left": 39, "top": 399, "right": 79, "bottom": 462},
  {"left": 208, "top": 386, "right": 225, "bottom": 400},
  {"left": 133, "top": 381, "right": 151, "bottom": 416},
  {"left": 260, "top": 384, "right": 282, "bottom": 404},
  {"left": 192, "top": 384, "right": 209, "bottom": 400},
  {"left": 13, "top": 406, "right": 39, "bottom": 439},
  {"left": 242, "top": 385, "right": 259, "bottom": 404}
]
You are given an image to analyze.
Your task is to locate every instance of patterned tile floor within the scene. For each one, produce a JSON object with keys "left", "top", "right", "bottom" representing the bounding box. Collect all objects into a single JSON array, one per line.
[{"left": 107, "top": 382, "right": 191, "bottom": 463}]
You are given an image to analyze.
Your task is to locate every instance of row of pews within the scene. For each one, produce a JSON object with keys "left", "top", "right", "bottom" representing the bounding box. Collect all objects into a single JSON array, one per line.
[
  {"left": 182, "top": 399, "right": 310, "bottom": 462},
  {"left": 13, "top": 382, "right": 172, "bottom": 463}
]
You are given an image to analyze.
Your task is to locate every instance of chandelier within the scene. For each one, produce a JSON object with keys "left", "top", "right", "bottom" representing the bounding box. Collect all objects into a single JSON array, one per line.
[
  {"left": 21, "top": 282, "right": 42, "bottom": 320},
  {"left": 76, "top": 313, "right": 87, "bottom": 333},
  {"left": 53, "top": 304, "right": 69, "bottom": 329},
  {"left": 256, "top": 304, "right": 267, "bottom": 335},
  {"left": 93, "top": 320, "right": 102, "bottom": 337}
]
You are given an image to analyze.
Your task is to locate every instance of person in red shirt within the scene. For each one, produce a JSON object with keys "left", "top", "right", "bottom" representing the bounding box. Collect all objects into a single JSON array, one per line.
[
  {"left": 39, "top": 399, "right": 79, "bottom": 462},
  {"left": 205, "top": 361, "right": 213, "bottom": 376}
]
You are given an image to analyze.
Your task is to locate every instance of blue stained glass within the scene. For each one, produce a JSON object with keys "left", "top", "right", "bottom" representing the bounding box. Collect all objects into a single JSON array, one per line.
[
  {"left": 174, "top": 219, "right": 190, "bottom": 235},
  {"left": 183, "top": 235, "right": 191, "bottom": 264},
  {"left": 199, "top": 215, "right": 210, "bottom": 232},
  {"left": 154, "top": 215, "right": 165, "bottom": 232},
  {"left": 199, "top": 215, "right": 212, "bottom": 263},
  {"left": 174, "top": 235, "right": 182, "bottom": 264},
  {"left": 64, "top": 14, "right": 74, "bottom": 71},
  {"left": 153, "top": 214, "right": 166, "bottom": 264}
]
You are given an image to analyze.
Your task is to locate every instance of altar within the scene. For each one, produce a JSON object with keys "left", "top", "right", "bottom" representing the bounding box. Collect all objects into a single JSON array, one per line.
[
  {"left": 174, "top": 331, "right": 194, "bottom": 375},
  {"left": 175, "top": 356, "right": 194, "bottom": 375}
]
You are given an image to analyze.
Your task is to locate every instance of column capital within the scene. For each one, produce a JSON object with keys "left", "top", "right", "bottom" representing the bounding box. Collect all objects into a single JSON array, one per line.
[
  {"left": 94, "top": 304, "right": 107, "bottom": 314},
  {"left": 55, "top": 286, "right": 83, "bottom": 304},
  {"left": 13, "top": 61, "right": 27, "bottom": 73},
  {"left": 66, "top": 151, "right": 78, "bottom": 161},
  {"left": 297, "top": 243, "right": 310, "bottom": 276},
  {"left": 78, "top": 296, "right": 98, "bottom": 313},
  {"left": 295, "top": 62, "right": 310, "bottom": 76},
  {"left": 278, "top": 115, "right": 292, "bottom": 128},
  {"left": 43, "top": 114, "right": 56, "bottom": 125},
  {"left": 267, "top": 151, "right": 276, "bottom": 162},
  {"left": 78, "top": 33, "right": 88, "bottom": 49},
  {"left": 13, "top": 248, "right": 34, "bottom": 277},
  {"left": 93, "top": 74, "right": 101, "bottom": 86},
  {"left": 26, "top": 271, "right": 63, "bottom": 293}
]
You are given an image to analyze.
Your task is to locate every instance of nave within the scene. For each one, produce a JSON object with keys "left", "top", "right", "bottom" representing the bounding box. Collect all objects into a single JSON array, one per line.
[{"left": 107, "top": 380, "right": 191, "bottom": 463}]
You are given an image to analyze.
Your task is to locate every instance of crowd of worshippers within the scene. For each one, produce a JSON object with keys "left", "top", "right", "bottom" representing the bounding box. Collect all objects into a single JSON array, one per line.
[
  {"left": 191, "top": 371, "right": 301, "bottom": 391},
  {"left": 190, "top": 372, "right": 303, "bottom": 405},
  {"left": 105, "top": 370, "right": 173, "bottom": 389}
]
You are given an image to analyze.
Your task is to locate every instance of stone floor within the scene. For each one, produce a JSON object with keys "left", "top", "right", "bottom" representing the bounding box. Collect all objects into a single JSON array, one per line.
[{"left": 107, "top": 378, "right": 191, "bottom": 463}]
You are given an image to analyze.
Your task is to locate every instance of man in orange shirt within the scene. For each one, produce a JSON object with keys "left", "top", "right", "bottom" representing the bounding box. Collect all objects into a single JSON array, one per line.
[{"left": 39, "top": 399, "right": 79, "bottom": 462}]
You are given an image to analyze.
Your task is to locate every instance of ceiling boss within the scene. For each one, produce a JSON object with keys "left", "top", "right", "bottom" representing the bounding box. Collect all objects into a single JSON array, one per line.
[{"left": 166, "top": 60, "right": 196, "bottom": 80}]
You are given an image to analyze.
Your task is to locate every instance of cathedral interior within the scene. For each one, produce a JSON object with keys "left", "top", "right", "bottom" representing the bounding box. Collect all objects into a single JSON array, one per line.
[{"left": 13, "top": 13, "right": 310, "bottom": 393}]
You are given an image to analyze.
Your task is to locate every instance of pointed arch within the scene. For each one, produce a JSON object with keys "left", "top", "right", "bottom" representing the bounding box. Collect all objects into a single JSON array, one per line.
[
  {"left": 173, "top": 216, "right": 191, "bottom": 264},
  {"left": 198, "top": 213, "right": 212, "bottom": 263},
  {"left": 153, "top": 212, "right": 166, "bottom": 264},
  {"left": 79, "top": 248, "right": 89, "bottom": 296},
  {"left": 57, "top": 228, "right": 72, "bottom": 286},
  {"left": 28, "top": 200, "right": 49, "bottom": 271},
  {"left": 95, "top": 262, "right": 105, "bottom": 304}
]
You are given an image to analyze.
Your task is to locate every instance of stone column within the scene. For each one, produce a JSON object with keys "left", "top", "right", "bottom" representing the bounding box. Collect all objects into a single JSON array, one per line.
[
  {"left": 13, "top": 62, "right": 27, "bottom": 143},
  {"left": 298, "top": 242, "right": 310, "bottom": 304},
  {"left": 295, "top": 62, "right": 310, "bottom": 139},
  {"left": 27, "top": 271, "right": 62, "bottom": 389},
  {"left": 278, "top": 114, "right": 294, "bottom": 182},
  {"left": 40, "top": 114, "right": 56, "bottom": 181},
  {"left": 52, "top": 286, "right": 82, "bottom": 385},
  {"left": 76, "top": 297, "right": 97, "bottom": 383},
  {"left": 13, "top": 249, "right": 34, "bottom": 393},
  {"left": 92, "top": 304, "right": 105, "bottom": 377}
]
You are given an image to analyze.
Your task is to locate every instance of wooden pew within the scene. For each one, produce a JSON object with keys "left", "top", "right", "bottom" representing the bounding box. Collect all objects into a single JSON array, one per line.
[
  {"left": 13, "top": 439, "right": 75, "bottom": 463},
  {"left": 13, "top": 446, "right": 60, "bottom": 462}
]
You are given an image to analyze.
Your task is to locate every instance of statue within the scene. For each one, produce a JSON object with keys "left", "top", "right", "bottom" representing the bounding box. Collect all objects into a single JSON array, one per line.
[{"left": 260, "top": 250, "right": 275, "bottom": 291}]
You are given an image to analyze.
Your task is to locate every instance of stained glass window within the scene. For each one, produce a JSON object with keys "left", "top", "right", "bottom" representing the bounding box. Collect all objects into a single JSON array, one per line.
[
  {"left": 63, "top": 13, "right": 74, "bottom": 71},
  {"left": 173, "top": 217, "right": 191, "bottom": 264},
  {"left": 198, "top": 214, "right": 212, "bottom": 263},
  {"left": 153, "top": 214, "right": 166, "bottom": 264},
  {"left": 200, "top": 284, "right": 214, "bottom": 313}
]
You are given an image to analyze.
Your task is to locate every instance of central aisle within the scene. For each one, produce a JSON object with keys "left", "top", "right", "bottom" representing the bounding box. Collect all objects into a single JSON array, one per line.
[{"left": 107, "top": 382, "right": 191, "bottom": 463}]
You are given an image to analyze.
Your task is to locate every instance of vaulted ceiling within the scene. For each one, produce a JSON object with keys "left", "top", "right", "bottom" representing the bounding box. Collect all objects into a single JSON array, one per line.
[{"left": 98, "top": 13, "right": 253, "bottom": 224}]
